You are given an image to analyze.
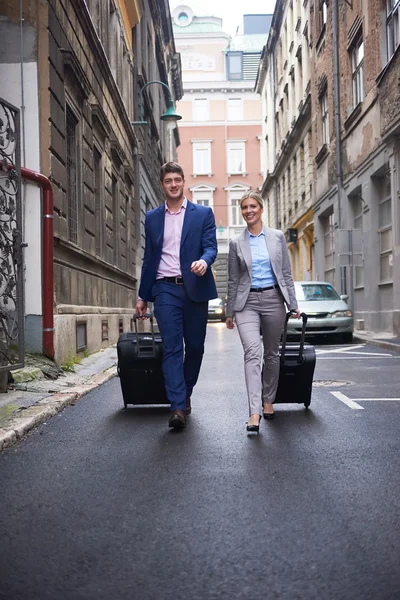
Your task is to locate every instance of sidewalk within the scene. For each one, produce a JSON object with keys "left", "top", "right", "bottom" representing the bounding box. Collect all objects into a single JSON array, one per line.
[
  {"left": 353, "top": 330, "right": 400, "bottom": 353},
  {"left": 0, "top": 347, "right": 118, "bottom": 451}
]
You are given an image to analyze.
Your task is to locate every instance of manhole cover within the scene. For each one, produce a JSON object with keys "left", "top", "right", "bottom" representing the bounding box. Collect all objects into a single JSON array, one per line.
[{"left": 313, "top": 380, "right": 352, "bottom": 387}]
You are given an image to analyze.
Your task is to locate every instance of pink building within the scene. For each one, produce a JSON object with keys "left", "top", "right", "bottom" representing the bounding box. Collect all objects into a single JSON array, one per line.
[{"left": 172, "top": 4, "right": 271, "bottom": 296}]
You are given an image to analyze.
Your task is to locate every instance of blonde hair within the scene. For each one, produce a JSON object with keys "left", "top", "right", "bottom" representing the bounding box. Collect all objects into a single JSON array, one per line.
[{"left": 239, "top": 190, "right": 264, "bottom": 209}]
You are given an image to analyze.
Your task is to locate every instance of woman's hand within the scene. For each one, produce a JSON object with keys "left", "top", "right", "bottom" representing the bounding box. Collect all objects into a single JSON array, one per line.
[
  {"left": 290, "top": 309, "right": 302, "bottom": 319},
  {"left": 225, "top": 317, "right": 235, "bottom": 329}
]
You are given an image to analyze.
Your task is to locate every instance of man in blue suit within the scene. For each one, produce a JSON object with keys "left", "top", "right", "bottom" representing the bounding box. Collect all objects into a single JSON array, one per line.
[{"left": 136, "top": 162, "right": 218, "bottom": 429}]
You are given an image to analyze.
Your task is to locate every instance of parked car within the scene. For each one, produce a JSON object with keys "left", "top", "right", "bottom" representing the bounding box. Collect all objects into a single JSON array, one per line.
[
  {"left": 208, "top": 297, "right": 226, "bottom": 322},
  {"left": 286, "top": 281, "right": 354, "bottom": 343}
]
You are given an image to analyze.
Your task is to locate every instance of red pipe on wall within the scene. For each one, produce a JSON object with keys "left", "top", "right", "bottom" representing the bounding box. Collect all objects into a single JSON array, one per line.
[{"left": 20, "top": 168, "right": 55, "bottom": 359}]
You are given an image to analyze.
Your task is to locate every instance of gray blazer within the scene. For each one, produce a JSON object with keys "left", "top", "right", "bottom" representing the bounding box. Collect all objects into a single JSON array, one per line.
[{"left": 226, "top": 226, "right": 298, "bottom": 317}]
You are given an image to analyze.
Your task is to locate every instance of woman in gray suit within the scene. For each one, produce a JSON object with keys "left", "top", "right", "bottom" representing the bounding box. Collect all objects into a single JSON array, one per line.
[{"left": 225, "top": 191, "right": 301, "bottom": 432}]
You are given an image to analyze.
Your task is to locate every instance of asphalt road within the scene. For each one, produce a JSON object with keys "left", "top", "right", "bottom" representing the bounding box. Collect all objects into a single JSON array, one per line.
[{"left": 1, "top": 324, "right": 400, "bottom": 600}]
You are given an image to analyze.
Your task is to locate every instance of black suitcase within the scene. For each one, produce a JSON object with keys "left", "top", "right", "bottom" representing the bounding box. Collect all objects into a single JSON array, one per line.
[
  {"left": 117, "top": 313, "right": 169, "bottom": 408},
  {"left": 274, "top": 311, "right": 316, "bottom": 408}
]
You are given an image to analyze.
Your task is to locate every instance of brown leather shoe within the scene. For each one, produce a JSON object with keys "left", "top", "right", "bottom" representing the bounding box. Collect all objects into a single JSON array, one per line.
[
  {"left": 185, "top": 396, "right": 191, "bottom": 415},
  {"left": 168, "top": 409, "right": 187, "bottom": 429}
]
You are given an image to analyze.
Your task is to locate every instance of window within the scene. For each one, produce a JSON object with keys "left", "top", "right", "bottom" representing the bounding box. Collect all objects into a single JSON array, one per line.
[
  {"left": 94, "top": 147, "right": 103, "bottom": 257},
  {"left": 352, "top": 195, "right": 364, "bottom": 287},
  {"left": 387, "top": 0, "right": 400, "bottom": 60},
  {"left": 191, "top": 186, "right": 214, "bottom": 209},
  {"left": 193, "top": 98, "right": 209, "bottom": 122},
  {"left": 227, "top": 98, "right": 243, "bottom": 121},
  {"left": 320, "top": 91, "right": 329, "bottom": 145},
  {"left": 112, "top": 175, "right": 118, "bottom": 263},
  {"left": 322, "top": 212, "right": 335, "bottom": 284},
  {"left": 66, "top": 107, "right": 78, "bottom": 244},
  {"left": 299, "top": 144, "right": 305, "bottom": 197},
  {"left": 178, "top": 11, "right": 189, "bottom": 22},
  {"left": 229, "top": 190, "right": 247, "bottom": 226},
  {"left": 108, "top": 2, "right": 118, "bottom": 81},
  {"left": 320, "top": 1, "right": 328, "bottom": 31},
  {"left": 378, "top": 172, "right": 393, "bottom": 282},
  {"left": 351, "top": 37, "right": 364, "bottom": 107},
  {"left": 227, "top": 141, "right": 246, "bottom": 174},
  {"left": 192, "top": 141, "right": 211, "bottom": 175},
  {"left": 227, "top": 52, "right": 243, "bottom": 80}
]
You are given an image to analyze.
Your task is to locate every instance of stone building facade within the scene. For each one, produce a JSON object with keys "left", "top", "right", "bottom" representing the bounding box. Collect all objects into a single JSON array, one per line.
[
  {"left": 258, "top": 0, "right": 400, "bottom": 335},
  {"left": 311, "top": 0, "right": 400, "bottom": 334},
  {"left": 0, "top": 0, "right": 181, "bottom": 363},
  {"left": 256, "top": 0, "right": 315, "bottom": 282}
]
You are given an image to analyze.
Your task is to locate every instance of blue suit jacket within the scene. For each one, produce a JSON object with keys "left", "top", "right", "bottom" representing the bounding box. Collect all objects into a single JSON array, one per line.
[{"left": 138, "top": 200, "right": 218, "bottom": 303}]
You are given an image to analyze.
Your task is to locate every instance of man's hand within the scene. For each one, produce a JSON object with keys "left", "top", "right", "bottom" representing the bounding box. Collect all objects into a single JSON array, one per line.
[
  {"left": 136, "top": 299, "right": 148, "bottom": 318},
  {"left": 191, "top": 260, "right": 207, "bottom": 276},
  {"left": 225, "top": 317, "right": 235, "bottom": 330}
]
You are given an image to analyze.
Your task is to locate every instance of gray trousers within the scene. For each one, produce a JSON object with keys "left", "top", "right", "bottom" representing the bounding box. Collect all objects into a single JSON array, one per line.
[{"left": 235, "top": 288, "right": 286, "bottom": 416}]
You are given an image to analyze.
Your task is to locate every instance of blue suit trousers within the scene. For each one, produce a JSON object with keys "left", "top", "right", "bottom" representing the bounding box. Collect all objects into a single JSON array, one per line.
[{"left": 153, "top": 281, "right": 208, "bottom": 412}]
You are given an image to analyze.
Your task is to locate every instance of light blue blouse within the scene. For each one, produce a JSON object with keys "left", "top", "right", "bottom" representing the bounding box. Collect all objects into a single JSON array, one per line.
[{"left": 249, "top": 230, "right": 277, "bottom": 287}]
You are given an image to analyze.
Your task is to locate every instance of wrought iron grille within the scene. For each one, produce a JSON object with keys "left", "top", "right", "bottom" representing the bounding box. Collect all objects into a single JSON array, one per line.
[{"left": 0, "top": 98, "right": 24, "bottom": 373}]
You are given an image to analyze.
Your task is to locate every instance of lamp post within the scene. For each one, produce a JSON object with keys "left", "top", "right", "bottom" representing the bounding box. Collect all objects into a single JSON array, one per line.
[{"left": 132, "top": 80, "right": 182, "bottom": 160}]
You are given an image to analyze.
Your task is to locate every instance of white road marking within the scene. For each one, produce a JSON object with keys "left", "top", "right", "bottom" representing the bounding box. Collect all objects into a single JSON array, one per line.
[
  {"left": 331, "top": 391, "right": 400, "bottom": 408},
  {"left": 353, "top": 397, "right": 400, "bottom": 402},
  {"left": 317, "top": 355, "right": 398, "bottom": 360},
  {"left": 331, "top": 391, "right": 364, "bottom": 409},
  {"left": 316, "top": 344, "right": 366, "bottom": 355}
]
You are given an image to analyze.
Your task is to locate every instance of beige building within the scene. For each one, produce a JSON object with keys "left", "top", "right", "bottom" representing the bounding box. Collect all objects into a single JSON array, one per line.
[
  {"left": 0, "top": 0, "right": 181, "bottom": 365},
  {"left": 256, "top": 0, "right": 315, "bottom": 282},
  {"left": 172, "top": 4, "right": 271, "bottom": 297}
]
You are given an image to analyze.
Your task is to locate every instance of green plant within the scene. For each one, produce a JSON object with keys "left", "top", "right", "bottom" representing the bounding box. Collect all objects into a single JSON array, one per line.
[
  {"left": 83, "top": 348, "right": 90, "bottom": 358},
  {"left": 61, "top": 355, "right": 76, "bottom": 372},
  {"left": 61, "top": 352, "right": 82, "bottom": 372}
]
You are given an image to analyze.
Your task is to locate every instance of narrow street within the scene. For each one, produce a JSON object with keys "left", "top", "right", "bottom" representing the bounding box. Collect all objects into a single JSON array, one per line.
[{"left": 1, "top": 325, "right": 400, "bottom": 600}]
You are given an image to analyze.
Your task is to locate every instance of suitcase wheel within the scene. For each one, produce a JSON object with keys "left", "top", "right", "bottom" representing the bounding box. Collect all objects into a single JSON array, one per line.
[{"left": 304, "top": 403, "right": 310, "bottom": 409}]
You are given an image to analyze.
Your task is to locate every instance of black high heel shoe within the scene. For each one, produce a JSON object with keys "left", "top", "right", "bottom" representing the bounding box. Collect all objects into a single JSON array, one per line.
[
  {"left": 263, "top": 411, "right": 275, "bottom": 420},
  {"left": 246, "top": 415, "right": 261, "bottom": 433}
]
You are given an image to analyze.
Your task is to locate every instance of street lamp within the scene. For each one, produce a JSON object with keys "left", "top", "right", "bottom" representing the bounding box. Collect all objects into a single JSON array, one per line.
[{"left": 131, "top": 80, "right": 182, "bottom": 127}]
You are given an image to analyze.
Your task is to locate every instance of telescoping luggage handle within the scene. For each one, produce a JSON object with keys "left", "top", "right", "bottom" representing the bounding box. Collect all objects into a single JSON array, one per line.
[
  {"left": 280, "top": 311, "right": 308, "bottom": 364},
  {"left": 132, "top": 312, "right": 156, "bottom": 358}
]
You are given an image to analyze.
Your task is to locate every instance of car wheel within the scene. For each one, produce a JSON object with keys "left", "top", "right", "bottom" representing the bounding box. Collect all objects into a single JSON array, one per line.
[{"left": 342, "top": 332, "right": 353, "bottom": 344}]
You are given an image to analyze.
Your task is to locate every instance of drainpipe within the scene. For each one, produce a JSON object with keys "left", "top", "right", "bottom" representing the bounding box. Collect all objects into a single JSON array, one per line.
[
  {"left": 271, "top": 33, "right": 279, "bottom": 229},
  {"left": 332, "top": 0, "right": 343, "bottom": 230},
  {"left": 21, "top": 168, "right": 54, "bottom": 359}
]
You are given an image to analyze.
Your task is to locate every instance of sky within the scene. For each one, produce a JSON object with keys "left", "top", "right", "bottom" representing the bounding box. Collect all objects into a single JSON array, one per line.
[{"left": 169, "top": 0, "right": 277, "bottom": 36}]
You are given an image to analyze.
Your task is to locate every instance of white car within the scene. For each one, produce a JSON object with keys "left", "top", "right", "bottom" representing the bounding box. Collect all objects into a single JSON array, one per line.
[{"left": 286, "top": 281, "right": 354, "bottom": 343}]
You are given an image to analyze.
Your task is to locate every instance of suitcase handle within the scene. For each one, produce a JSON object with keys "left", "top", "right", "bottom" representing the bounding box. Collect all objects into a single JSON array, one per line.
[
  {"left": 280, "top": 311, "right": 308, "bottom": 364},
  {"left": 132, "top": 312, "right": 156, "bottom": 357}
]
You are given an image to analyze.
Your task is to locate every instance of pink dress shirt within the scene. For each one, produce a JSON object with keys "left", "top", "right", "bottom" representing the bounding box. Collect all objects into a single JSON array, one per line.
[{"left": 156, "top": 198, "right": 187, "bottom": 279}]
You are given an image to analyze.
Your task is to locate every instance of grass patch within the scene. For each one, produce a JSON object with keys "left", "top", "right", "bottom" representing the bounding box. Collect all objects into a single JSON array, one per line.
[{"left": 61, "top": 353, "right": 82, "bottom": 372}]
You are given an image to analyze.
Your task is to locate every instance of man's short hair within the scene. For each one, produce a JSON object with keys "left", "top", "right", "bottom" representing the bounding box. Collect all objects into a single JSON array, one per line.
[{"left": 160, "top": 162, "right": 185, "bottom": 182}]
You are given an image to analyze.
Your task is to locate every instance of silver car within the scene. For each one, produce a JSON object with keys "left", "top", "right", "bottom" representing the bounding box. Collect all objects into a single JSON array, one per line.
[{"left": 286, "top": 281, "right": 354, "bottom": 343}]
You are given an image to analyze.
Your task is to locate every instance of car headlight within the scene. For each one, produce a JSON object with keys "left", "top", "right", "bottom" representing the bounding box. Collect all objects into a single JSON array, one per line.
[
  {"left": 329, "top": 310, "right": 353, "bottom": 318},
  {"left": 215, "top": 308, "right": 223, "bottom": 314}
]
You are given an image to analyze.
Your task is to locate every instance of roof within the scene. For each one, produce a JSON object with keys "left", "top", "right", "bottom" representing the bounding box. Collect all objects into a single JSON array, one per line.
[
  {"left": 228, "top": 33, "right": 268, "bottom": 53},
  {"left": 173, "top": 21, "right": 224, "bottom": 33}
]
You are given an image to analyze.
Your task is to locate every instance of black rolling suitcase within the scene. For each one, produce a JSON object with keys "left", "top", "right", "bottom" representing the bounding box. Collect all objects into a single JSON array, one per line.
[
  {"left": 274, "top": 311, "right": 316, "bottom": 408},
  {"left": 117, "top": 313, "right": 168, "bottom": 408}
]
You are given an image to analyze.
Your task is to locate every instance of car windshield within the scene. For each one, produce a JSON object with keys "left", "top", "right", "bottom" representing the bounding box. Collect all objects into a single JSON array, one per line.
[{"left": 295, "top": 283, "right": 340, "bottom": 301}]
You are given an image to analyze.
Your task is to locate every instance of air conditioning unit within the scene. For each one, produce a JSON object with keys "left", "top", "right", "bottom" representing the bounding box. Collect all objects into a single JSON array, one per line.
[{"left": 287, "top": 228, "right": 298, "bottom": 243}]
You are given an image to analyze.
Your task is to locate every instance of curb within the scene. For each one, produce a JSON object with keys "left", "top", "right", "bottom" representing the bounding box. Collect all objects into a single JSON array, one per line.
[
  {"left": 0, "top": 366, "right": 117, "bottom": 452},
  {"left": 353, "top": 335, "right": 400, "bottom": 353}
]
